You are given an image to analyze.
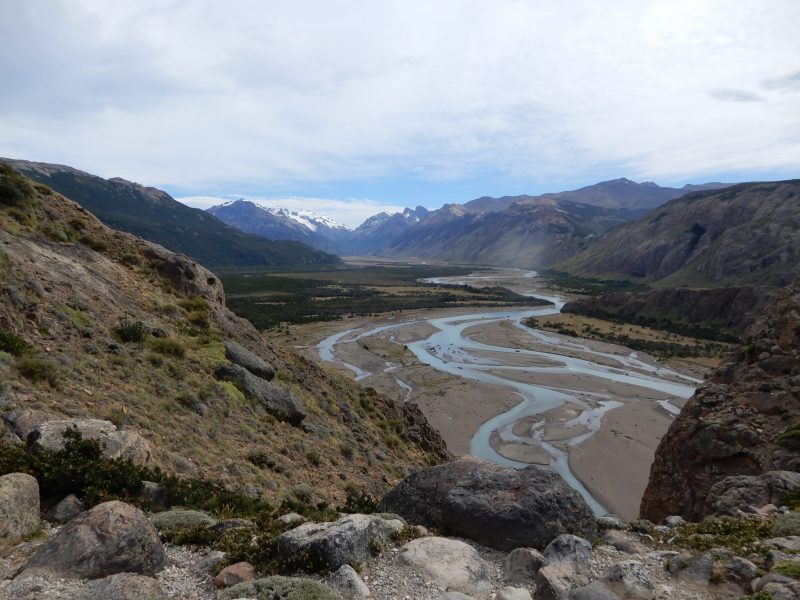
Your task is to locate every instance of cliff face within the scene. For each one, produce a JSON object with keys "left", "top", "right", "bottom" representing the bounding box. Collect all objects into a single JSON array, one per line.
[{"left": 640, "top": 278, "right": 800, "bottom": 522}]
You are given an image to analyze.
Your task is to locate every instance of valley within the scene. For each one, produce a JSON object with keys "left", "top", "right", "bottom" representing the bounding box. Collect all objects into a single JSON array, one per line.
[{"left": 266, "top": 267, "right": 710, "bottom": 520}]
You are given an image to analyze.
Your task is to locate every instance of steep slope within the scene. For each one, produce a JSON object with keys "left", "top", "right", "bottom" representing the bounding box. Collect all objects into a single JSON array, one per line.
[
  {"left": 4, "top": 159, "right": 341, "bottom": 268},
  {"left": 640, "top": 278, "right": 800, "bottom": 522},
  {"left": 0, "top": 164, "right": 447, "bottom": 503},
  {"left": 379, "top": 199, "right": 632, "bottom": 269},
  {"left": 557, "top": 180, "right": 800, "bottom": 287}
]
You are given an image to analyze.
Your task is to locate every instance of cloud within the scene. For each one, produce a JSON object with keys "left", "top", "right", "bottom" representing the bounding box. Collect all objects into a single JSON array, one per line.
[
  {"left": 708, "top": 88, "right": 763, "bottom": 103},
  {"left": 763, "top": 71, "right": 800, "bottom": 91},
  {"left": 0, "top": 0, "right": 798, "bottom": 196},
  {"left": 178, "top": 195, "right": 405, "bottom": 229}
]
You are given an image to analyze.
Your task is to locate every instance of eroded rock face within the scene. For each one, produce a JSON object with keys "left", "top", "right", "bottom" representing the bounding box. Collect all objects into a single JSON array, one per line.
[
  {"left": 215, "top": 363, "right": 305, "bottom": 425},
  {"left": 381, "top": 457, "right": 596, "bottom": 551},
  {"left": 21, "top": 500, "right": 166, "bottom": 580},
  {"left": 224, "top": 339, "right": 275, "bottom": 380},
  {"left": 0, "top": 473, "right": 40, "bottom": 545},
  {"left": 641, "top": 278, "right": 800, "bottom": 522}
]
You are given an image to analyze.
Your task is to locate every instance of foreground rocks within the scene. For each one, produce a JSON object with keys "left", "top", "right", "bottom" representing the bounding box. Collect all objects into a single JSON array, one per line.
[
  {"left": 0, "top": 473, "right": 39, "bottom": 546},
  {"left": 380, "top": 457, "right": 596, "bottom": 550},
  {"left": 399, "top": 537, "right": 492, "bottom": 599}
]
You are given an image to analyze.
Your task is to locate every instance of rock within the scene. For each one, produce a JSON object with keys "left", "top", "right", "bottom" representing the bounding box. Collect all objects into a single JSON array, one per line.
[
  {"left": 195, "top": 549, "right": 227, "bottom": 574},
  {"left": 208, "top": 518, "right": 256, "bottom": 537},
  {"left": 706, "top": 471, "right": 800, "bottom": 517},
  {"left": 439, "top": 594, "right": 475, "bottom": 600},
  {"left": 28, "top": 418, "right": 153, "bottom": 465},
  {"left": 535, "top": 563, "right": 589, "bottom": 600},
  {"left": 214, "top": 561, "right": 257, "bottom": 589},
  {"left": 752, "top": 572, "right": 796, "bottom": 592},
  {"left": 597, "top": 514, "right": 625, "bottom": 530},
  {"left": 215, "top": 364, "right": 305, "bottom": 425},
  {"left": 765, "top": 549, "right": 800, "bottom": 569},
  {"left": 20, "top": 500, "right": 166, "bottom": 579},
  {"left": 773, "top": 511, "right": 800, "bottom": 536},
  {"left": 663, "top": 516, "right": 685, "bottom": 528},
  {"left": 569, "top": 582, "right": 622, "bottom": 600},
  {"left": 601, "top": 530, "right": 647, "bottom": 555},
  {"left": 764, "top": 536, "right": 800, "bottom": 551},
  {"left": 671, "top": 552, "right": 713, "bottom": 584},
  {"left": 45, "top": 494, "right": 86, "bottom": 524},
  {"left": 382, "top": 457, "right": 596, "bottom": 551},
  {"left": 1, "top": 409, "right": 52, "bottom": 439},
  {"left": 139, "top": 480, "right": 167, "bottom": 510},
  {"left": 0, "top": 473, "right": 39, "bottom": 545},
  {"left": 277, "top": 512, "right": 307, "bottom": 527},
  {"left": 151, "top": 509, "right": 217, "bottom": 530},
  {"left": 219, "top": 576, "right": 340, "bottom": 600},
  {"left": 505, "top": 548, "right": 546, "bottom": 584},
  {"left": 725, "top": 556, "right": 758, "bottom": 583},
  {"left": 497, "top": 587, "right": 533, "bottom": 600},
  {"left": 224, "top": 340, "right": 275, "bottom": 380},
  {"left": 82, "top": 573, "right": 167, "bottom": 600},
  {"left": 328, "top": 564, "right": 370, "bottom": 598},
  {"left": 603, "top": 560, "right": 654, "bottom": 599},
  {"left": 762, "top": 581, "right": 800, "bottom": 600},
  {"left": 275, "top": 513, "right": 403, "bottom": 570},
  {"left": 399, "top": 537, "right": 492, "bottom": 600},
  {"left": 543, "top": 535, "right": 593, "bottom": 576}
]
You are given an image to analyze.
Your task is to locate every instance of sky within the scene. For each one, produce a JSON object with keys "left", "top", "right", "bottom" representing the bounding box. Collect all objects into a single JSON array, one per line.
[{"left": 1, "top": 0, "right": 799, "bottom": 228}]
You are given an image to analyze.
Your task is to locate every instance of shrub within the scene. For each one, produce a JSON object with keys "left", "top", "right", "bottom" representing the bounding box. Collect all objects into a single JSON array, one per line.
[
  {"left": 0, "top": 162, "right": 34, "bottom": 207},
  {"left": 115, "top": 320, "right": 148, "bottom": 343},
  {"left": 305, "top": 450, "right": 321, "bottom": 466},
  {"left": 178, "top": 296, "right": 209, "bottom": 312},
  {"left": 149, "top": 337, "right": 186, "bottom": 357},
  {"left": 80, "top": 235, "right": 108, "bottom": 253},
  {"left": 0, "top": 328, "right": 31, "bottom": 357},
  {"left": 16, "top": 356, "right": 60, "bottom": 386},
  {"left": 338, "top": 487, "right": 377, "bottom": 514}
]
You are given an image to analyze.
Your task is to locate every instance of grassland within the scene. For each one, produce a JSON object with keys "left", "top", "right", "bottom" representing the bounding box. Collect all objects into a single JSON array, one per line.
[{"left": 216, "top": 263, "right": 550, "bottom": 330}]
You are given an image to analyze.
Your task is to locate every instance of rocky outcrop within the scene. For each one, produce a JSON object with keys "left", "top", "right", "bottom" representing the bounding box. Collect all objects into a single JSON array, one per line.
[
  {"left": 705, "top": 471, "right": 800, "bottom": 517},
  {"left": 215, "top": 363, "right": 305, "bottom": 425},
  {"left": 641, "top": 279, "right": 800, "bottom": 522},
  {"left": 0, "top": 473, "right": 40, "bottom": 545},
  {"left": 224, "top": 339, "right": 276, "bottom": 380},
  {"left": 20, "top": 501, "right": 166, "bottom": 579},
  {"left": 380, "top": 457, "right": 596, "bottom": 551},
  {"left": 275, "top": 513, "right": 404, "bottom": 571}
]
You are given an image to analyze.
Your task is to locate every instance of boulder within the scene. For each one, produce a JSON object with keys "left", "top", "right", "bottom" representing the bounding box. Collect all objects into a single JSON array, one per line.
[
  {"left": 224, "top": 340, "right": 275, "bottom": 380},
  {"left": 399, "top": 537, "right": 492, "bottom": 600},
  {"left": 213, "top": 561, "right": 256, "bottom": 589},
  {"left": 0, "top": 473, "right": 39, "bottom": 545},
  {"left": 215, "top": 364, "right": 305, "bottom": 425},
  {"left": 764, "top": 536, "right": 800, "bottom": 551},
  {"left": 724, "top": 556, "right": 758, "bottom": 583},
  {"left": 277, "top": 512, "right": 307, "bottom": 527},
  {"left": 543, "top": 535, "right": 593, "bottom": 577},
  {"left": 597, "top": 514, "right": 625, "bottom": 530},
  {"left": 381, "top": 457, "right": 596, "bottom": 551},
  {"left": 706, "top": 471, "right": 800, "bottom": 517},
  {"left": 497, "top": 587, "right": 533, "bottom": 600},
  {"left": 275, "top": 513, "right": 403, "bottom": 570},
  {"left": 669, "top": 552, "right": 713, "bottom": 584},
  {"left": 601, "top": 530, "right": 647, "bottom": 555},
  {"left": 45, "top": 494, "right": 86, "bottom": 524},
  {"left": 151, "top": 509, "right": 217, "bottom": 530},
  {"left": 219, "top": 576, "right": 340, "bottom": 600},
  {"left": 535, "top": 563, "right": 589, "bottom": 600},
  {"left": 1, "top": 409, "right": 52, "bottom": 439},
  {"left": 569, "top": 582, "right": 622, "bottom": 600},
  {"left": 20, "top": 500, "right": 166, "bottom": 579},
  {"left": 82, "top": 573, "right": 167, "bottom": 600},
  {"left": 505, "top": 548, "right": 546, "bottom": 584},
  {"left": 602, "top": 560, "right": 654, "bottom": 599},
  {"left": 208, "top": 518, "right": 256, "bottom": 537},
  {"left": 28, "top": 418, "right": 153, "bottom": 465},
  {"left": 195, "top": 549, "right": 227, "bottom": 574},
  {"left": 328, "top": 564, "right": 371, "bottom": 598},
  {"left": 761, "top": 581, "right": 800, "bottom": 600},
  {"left": 773, "top": 511, "right": 800, "bottom": 537}
]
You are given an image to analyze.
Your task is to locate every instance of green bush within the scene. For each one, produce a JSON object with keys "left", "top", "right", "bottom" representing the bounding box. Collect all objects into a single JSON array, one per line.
[
  {"left": 337, "top": 487, "right": 377, "bottom": 514},
  {"left": 0, "top": 162, "right": 34, "bottom": 207},
  {"left": 115, "top": 320, "right": 148, "bottom": 343},
  {"left": 16, "top": 356, "right": 60, "bottom": 386},
  {"left": 149, "top": 337, "right": 186, "bottom": 357},
  {"left": 0, "top": 328, "right": 31, "bottom": 357},
  {"left": 80, "top": 235, "right": 109, "bottom": 253}
]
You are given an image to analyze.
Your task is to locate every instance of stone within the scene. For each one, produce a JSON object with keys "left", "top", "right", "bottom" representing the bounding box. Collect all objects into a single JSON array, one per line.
[
  {"left": 601, "top": 530, "right": 647, "bottom": 555},
  {"left": 752, "top": 572, "right": 796, "bottom": 592},
  {"left": 275, "top": 513, "right": 403, "bottom": 570},
  {"left": 764, "top": 536, "right": 800, "bottom": 551},
  {"left": 1, "top": 409, "right": 52, "bottom": 439},
  {"left": 674, "top": 552, "right": 713, "bottom": 584},
  {"left": 765, "top": 549, "right": 800, "bottom": 569},
  {"left": 208, "top": 518, "right": 256, "bottom": 537},
  {"left": 497, "top": 587, "right": 533, "bottom": 600},
  {"left": 0, "top": 473, "right": 39, "bottom": 545},
  {"left": 706, "top": 471, "right": 800, "bottom": 517},
  {"left": 543, "top": 535, "right": 593, "bottom": 576},
  {"left": 439, "top": 594, "right": 475, "bottom": 600},
  {"left": 399, "top": 537, "right": 492, "bottom": 600},
  {"left": 151, "top": 509, "right": 217, "bottom": 530},
  {"left": 214, "top": 562, "right": 257, "bottom": 589},
  {"left": 224, "top": 340, "right": 275, "bottom": 380},
  {"left": 569, "top": 582, "right": 622, "bottom": 600},
  {"left": 505, "top": 548, "right": 546, "bottom": 584},
  {"left": 140, "top": 480, "right": 167, "bottom": 510},
  {"left": 82, "top": 573, "right": 167, "bottom": 600},
  {"left": 725, "top": 556, "right": 758, "bottom": 583},
  {"left": 45, "top": 494, "right": 86, "bottom": 524},
  {"left": 219, "top": 576, "right": 340, "bottom": 600},
  {"left": 277, "top": 512, "right": 307, "bottom": 527},
  {"left": 597, "top": 514, "right": 625, "bottom": 530},
  {"left": 773, "top": 511, "right": 800, "bottom": 537},
  {"left": 762, "top": 581, "right": 800, "bottom": 600},
  {"left": 663, "top": 516, "right": 685, "bottom": 528},
  {"left": 28, "top": 418, "right": 153, "bottom": 465},
  {"left": 195, "top": 549, "right": 227, "bottom": 574},
  {"left": 20, "top": 500, "right": 166, "bottom": 579},
  {"left": 328, "top": 564, "right": 370, "bottom": 598},
  {"left": 215, "top": 364, "right": 305, "bottom": 425},
  {"left": 602, "top": 560, "right": 654, "bottom": 599},
  {"left": 381, "top": 457, "right": 596, "bottom": 551},
  {"left": 535, "top": 563, "right": 589, "bottom": 600}
]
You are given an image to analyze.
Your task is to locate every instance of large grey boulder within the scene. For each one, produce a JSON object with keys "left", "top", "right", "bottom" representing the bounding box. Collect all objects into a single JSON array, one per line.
[
  {"left": 534, "top": 535, "right": 594, "bottom": 600},
  {"left": 275, "top": 513, "right": 403, "bottom": 570},
  {"left": 773, "top": 511, "right": 800, "bottom": 537},
  {"left": 1, "top": 409, "right": 53, "bottom": 440},
  {"left": 28, "top": 418, "right": 153, "bottom": 465},
  {"left": 0, "top": 473, "right": 40, "bottom": 545},
  {"left": 602, "top": 561, "right": 654, "bottom": 599},
  {"left": 328, "top": 564, "right": 371, "bottom": 598},
  {"left": 82, "top": 573, "right": 168, "bottom": 600},
  {"left": 219, "top": 576, "right": 340, "bottom": 600},
  {"left": 215, "top": 364, "right": 305, "bottom": 425},
  {"left": 705, "top": 471, "right": 800, "bottom": 516},
  {"left": 224, "top": 340, "right": 275, "bottom": 380},
  {"left": 381, "top": 457, "right": 596, "bottom": 551},
  {"left": 20, "top": 500, "right": 166, "bottom": 579},
  {"left": 399, "top": 537, "right": 492, "bottom": 599}
]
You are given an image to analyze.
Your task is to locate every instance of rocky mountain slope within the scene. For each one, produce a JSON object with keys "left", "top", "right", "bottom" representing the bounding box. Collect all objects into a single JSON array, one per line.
[
  {"left": 0, "top": 162, "right": 446, "bottom": 503},
  {"left": 641, "top": 277, "right": 800, "bottom": 522},
  {"left": 4, "top": 159, "right": 341, "bottom": 268},
  {"left": 557, "top": 180, "right": 800, "bottom": 287}
]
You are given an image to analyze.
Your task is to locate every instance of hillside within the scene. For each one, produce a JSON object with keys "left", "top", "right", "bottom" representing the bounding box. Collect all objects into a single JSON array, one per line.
[
  {"left": 557, "top": 180, "right": 800, "bottom": 287},
  {"left": 3, "top": 159, "right": 341, "bottom": 268},
  {"left": 0, "top": 163, "right": 447, "bottom": 504}
]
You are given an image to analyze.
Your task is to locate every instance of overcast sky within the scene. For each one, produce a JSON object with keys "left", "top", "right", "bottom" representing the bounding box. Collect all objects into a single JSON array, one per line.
[{"left": 1, "top": 0, "right": 798, "bottom": 226}]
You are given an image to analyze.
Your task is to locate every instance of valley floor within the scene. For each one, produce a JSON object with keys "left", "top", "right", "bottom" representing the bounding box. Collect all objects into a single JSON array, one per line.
[{"left": 264, "top": 269, "right": 709, "bottom": 520}]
